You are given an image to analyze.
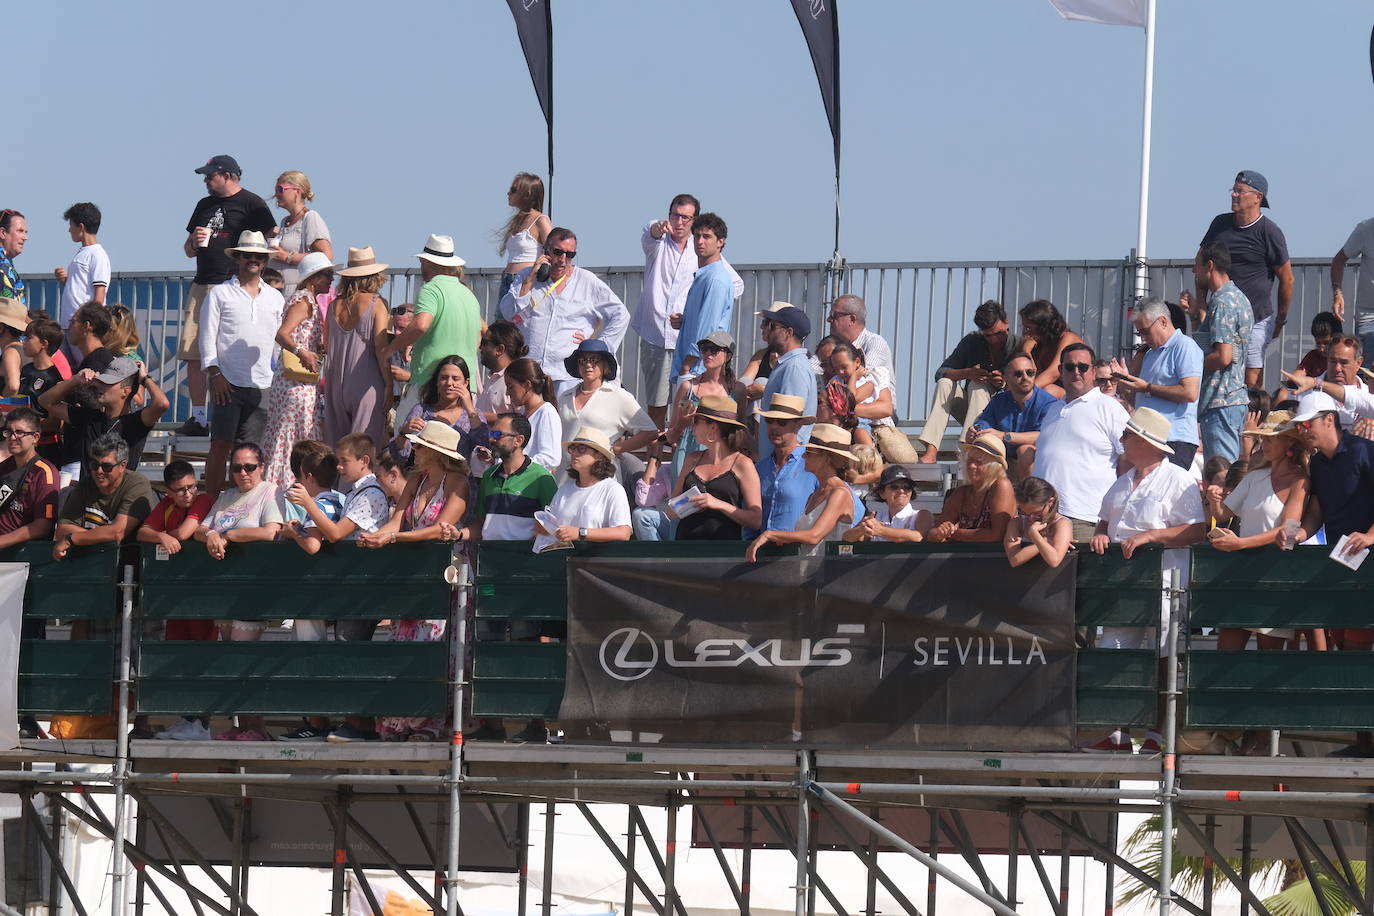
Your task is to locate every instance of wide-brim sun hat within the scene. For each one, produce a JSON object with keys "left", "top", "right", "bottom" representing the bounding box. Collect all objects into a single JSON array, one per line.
[
  {"left": 755, "top": 300, "right": 796, "bottom": 317},
  {"left": 562, "top": 426, "right": 616, "bottom": 462},
  {"left": 405, "top": 420, "right": 468, "bottom": 468},
  {"left": 295, "top": 251, "right": 337, "bottom": 287},
  {"left": 337, "top": 246, "right": 389, "bottom": 277},
  {"left": 1246, "top": 410, "right": 1299, "bottom": 439},
  {"left": 0, "top": 297, "right": 28, "bottom": 334},
  {"left": 1122, "top": 406, "right": 1174, "bottom": 455},
  {"left": 687, "top": 393, "right": 746, "bottom": 428},
  {"left": 227, "top": 230, "right": 273, "bottom": 256},
  {"left": 960, "top": 433, "right": 1009, "bottom": 468},
  {"left": 415, "top": 233, "right": 466, "bottom": 268},
  {"left": 803, "top": 423, "right": 853, "bottom": 464},
  {"left": 564, "top": 338, "right": 617, "bottom": 381},
  {"left": 757, "top": 392, "right": 816, "bottom": 423}
]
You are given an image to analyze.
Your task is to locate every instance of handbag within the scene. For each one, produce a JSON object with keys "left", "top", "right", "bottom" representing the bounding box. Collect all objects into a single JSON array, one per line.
[{"left": 282, "top": 348, "right": 319, "bottom": 385}]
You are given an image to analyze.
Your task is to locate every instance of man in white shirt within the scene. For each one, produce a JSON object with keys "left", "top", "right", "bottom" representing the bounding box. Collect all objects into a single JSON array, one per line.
[
  {"left": 498, "top": 228, "right": 629, "bottom": 388},
  {"left": 632, "top": 194, "right": 699, "bottom": 428},
  {"left": 826, "top": 294, "right": 895, "bottom": 389},
  {"left": 198, "top": 231, "right": 285, "bottom": 496},
  {"left": 54, "top": 202, "right": 111, "bottom": 363},
  {"left": 1032, "top": 342, "right": 1129, "bottom": 541},
  {"left": 1285, "top": 335, "right": 1374, "bottom": 437}
]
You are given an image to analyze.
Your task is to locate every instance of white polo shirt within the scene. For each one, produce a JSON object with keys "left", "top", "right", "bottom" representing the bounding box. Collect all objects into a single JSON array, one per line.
[{"left": 1034, "top": 387, "right": 1128, "bottom": 523}]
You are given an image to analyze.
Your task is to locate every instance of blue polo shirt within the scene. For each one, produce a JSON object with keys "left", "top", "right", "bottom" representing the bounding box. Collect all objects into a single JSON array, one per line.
[
  {"left": 1138, "top": 328, "right": 1204, "bottom": 445},
  {"left": 1311, "top": 430, "right": 1374, "bottom": 541},
  {"left": 972, "top": 386, "right": 1057, "bottom": 457},
  {"left": 758, "top": 349, "right": 818, "bottom": 459},
  {"left": 748, "top": 444, "right": 819, "bottom": 537}
]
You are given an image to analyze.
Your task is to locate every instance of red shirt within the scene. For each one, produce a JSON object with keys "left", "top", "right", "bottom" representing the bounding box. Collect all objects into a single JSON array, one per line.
[
  {"left": 143, "top": 493, "right": 214, "bottom": 534},
  {"left": 1298, "top": 348, "right": 1327, "bottom": 379},
  {"left": 0, "top": 457, "right": 59, "bottom": 536}
]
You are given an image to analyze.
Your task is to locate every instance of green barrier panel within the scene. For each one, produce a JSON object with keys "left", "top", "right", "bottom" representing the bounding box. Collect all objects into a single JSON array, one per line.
[
  {"left": 470, "top": 642, "right": 564, "bottom": 718},
  {"left": 137, "top": 642, "right": 449, "bottom": 716},
  {"left": 1074, "top": 547, "right": 1163, "bottom": 627},
  {"left": 1190, "top": 545, "right": 1367, "bottom": 629},
  {"left": 0, "top": 542, "right": 122, "bottom": 620},
  {"left": 1076, "top": 649, "right": 1157, "bottom": 728},
  {"left": 139, "top": 542, "right": 453, "bottom": 620},
  {"left": 18, "top": 641, "right": 114, "bottom": 715},
  {"left": 1187, "top": 650, "right": 1374, "bottom": 730}
]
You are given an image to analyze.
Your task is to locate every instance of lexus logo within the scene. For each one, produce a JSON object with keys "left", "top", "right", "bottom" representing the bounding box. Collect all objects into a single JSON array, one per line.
[{"left": 599, "top": 627, "right": 659, "bottom": 682}]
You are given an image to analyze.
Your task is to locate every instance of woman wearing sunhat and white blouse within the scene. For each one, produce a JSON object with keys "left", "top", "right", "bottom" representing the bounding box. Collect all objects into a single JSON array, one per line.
[
  {"left": 746, "top": 423, "right": 864, "bottom": 560},
  {"left": 555, "top": 338, "right": 658, "bottom": 483},
  {"left": 540, "top": 428, "right": 633, "bottom": 544}
]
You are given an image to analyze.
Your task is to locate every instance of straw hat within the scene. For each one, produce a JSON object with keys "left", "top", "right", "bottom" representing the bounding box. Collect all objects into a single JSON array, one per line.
[
  {"left": 296, "top": 251, "right": 337, "bottom": 287},
  {"left": 227, "top": 230, "right": 273, "bottom": 256},
  {"left": 0, "top": 298, "right": 28, "bottom": 334},
  {"left": 757, "top": 392, "right": 816, "bottom": 423},
  {"left": 337, "top": 246, "right": 389, "bottom": 277},
  {"left": 1122, "top": 406, "right": 1175, "bottom": 455},
  {"left": 562, "top": 427, "right": 616, "bottom": 462},
  {"left": 415, "top": 234, "right": 466, "bottom": 268},
  {"left": 1247, "top": 410, "right": 1298, "bottom": 438},
  {"left": 687, "top": 394, "right": 746, "bottom": 428},
  {"left": 803, "top": 424, "right": 853, "bottom": 463},
  {"left": 960, "top": 433, "right": 1009, "bottom": 468},
  {"left": 755, "top": 300, "right": 796, "bottom": 317},
  {"left": 405, "top": 420, "right": 468, "bottom": 467}
]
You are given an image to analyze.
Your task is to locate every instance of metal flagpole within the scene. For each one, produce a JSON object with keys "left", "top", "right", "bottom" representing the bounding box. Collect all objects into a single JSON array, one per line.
[{"left": 1133, "top": 0, "right": 1158, "bottom": 303}]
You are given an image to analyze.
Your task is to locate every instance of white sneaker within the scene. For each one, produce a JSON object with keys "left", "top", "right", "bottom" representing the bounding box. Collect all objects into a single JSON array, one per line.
[{"left": 156, "top": 718, "right": 211, "bottom": 740}]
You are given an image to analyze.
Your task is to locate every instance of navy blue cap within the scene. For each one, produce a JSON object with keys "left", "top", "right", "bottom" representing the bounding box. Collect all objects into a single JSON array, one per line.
[
  {"left": 195, "top": 154, "right": 242, "bottom": 176},
  {"left": 1235, "top": 170, "right": 1269, "bottom": 208},
  {"left": 773, "top": 305, "right": 812, "bottom": 341}
]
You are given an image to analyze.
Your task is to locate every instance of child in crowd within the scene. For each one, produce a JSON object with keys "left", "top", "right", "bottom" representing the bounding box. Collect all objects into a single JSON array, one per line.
[
  {"left": 844, "top": 464, "right": 923, "bottom": 543},
  {"left": 281, "top": 440, "right": 344, "bottom": 555},
  {"left": 1200, "top": 455, "right": 1233, "bottom": 530},
  {"left": 1296, "top": 311, "right": 1340, "bottom": 379},
  {"left": 830, "top": 342, "right": 876, "bottom": 446},
  {"left": 631, "top": 434, "right": 674, "bottom": 540},
  {"left": 1004, "top": 476, "right": 1072, "bottom": 568},
  {"left": 261, "top": 267, "right": 286, "bottom": 293},
  {"left": 374, "top": 449, "right": 410, "bottom": 505}
]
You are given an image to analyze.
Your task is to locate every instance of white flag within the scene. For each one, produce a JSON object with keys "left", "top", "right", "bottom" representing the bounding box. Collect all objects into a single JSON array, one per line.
[{"left": 1046, "top": 0, "right": 1147, "bottom": 28}]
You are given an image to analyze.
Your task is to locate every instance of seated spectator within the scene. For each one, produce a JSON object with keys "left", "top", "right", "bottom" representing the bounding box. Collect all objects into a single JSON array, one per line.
[
  {"left": 460, "top": 413, "right": 556, "bottom": 544},
  {"left": 632, "top": 434, "right": 675, "bottom": 541},
  {"left": 966, "top": 352, "right": 1056, "bottom": 480},
  {"left": 1283, "top": 337, "right": 1374, "bottom": 440},
  {"left": 925, "top": 434, "right": 1015, "bottom": 544},
  {"left": 830, "top": 342, "right": 889, "bottom": 447},
  {"left": 281, "top": 441, "right": 345, "bottom": 555},
  {"left": 1020, "top": 299, "right": 1083, "bottom": 399},
  {"left": 374, "top": 450, "right": 409, "bottom": 505},
  {"left": 917, "top": 300, "right": 1020, "bottom": 463},
  {"left": 138, "top": 460, "right": 217, "bottom": 742},
  {"left": 848, "top": 442, "right": 883, "bottom": 491},
  {"left": 540, "top": 428, "right": 633, "bottom": 544},
  {"left": 53, "top": 432, "right": 154, "bottom": 562},
  {"left": 1199, "top": 455, "right": 1233, "bottom": 530},
  {"left": 1004, "top": 476, "right": 1073, "bottom": 567},
  {"left": 557, "top": 339, "right": 658, "bottom": 484},
  {"left": 667, "top": 331, "right": 745, "bottom": 484},
  {"left": 391, "top": 356, "right": 477, "bottom": 466},
  {"left": 475, "top": 319, "right": 525, "bottom": 426},
  {"left": 104, "top": 304, "right": 142, "bottom": 363},
  {"left": 748, "top": 393, "right": 820, "bottom": 538},
  {"left": 40, "top": 355, "right": 170, "bottom": 488},
  {"left": 1296, "top": 311, "right": 1340, "bottom": 380},
  {"left": 1092, "top": 360, "right": 1124, "bottom": 405},
  {"left": 843, "top": 464, "right": 923, "bottom": 543},
  {"left": 667, "top": 395, "right": 761, "bottom": 540},
  {"left": 746, "top": 424, "right": 863, "bottom": 560},
  {"left": 502, "top": 357, "right": 562, "bottom": 472}
]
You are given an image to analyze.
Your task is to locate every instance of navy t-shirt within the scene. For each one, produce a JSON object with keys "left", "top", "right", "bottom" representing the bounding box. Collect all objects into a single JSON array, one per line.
[
  {"left": 1199, "top": 214, "right": 1289, "bottom": 322},
  {"left": 1310, "top": 430, "right": 1374, "bottom": 541},
  {"left": 185, "top": 189, "right": 276, "bottom": 285}
]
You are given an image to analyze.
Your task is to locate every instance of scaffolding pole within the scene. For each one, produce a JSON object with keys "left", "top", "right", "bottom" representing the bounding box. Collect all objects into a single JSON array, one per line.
[
  {"left": 26, "top": 797, "right": 88, "bottom": 916},
  {"left": 110, "top": 563, "right": 135, "bottom": 916},
  {"left": 1158, "top": 566, "right": 1182, "bottom": 916},
  {"left": 795, "top": 752, "right": 811, "bottom": 916},
  {"left": 445, "top": 557, "right": 470, "bottom": 916}
]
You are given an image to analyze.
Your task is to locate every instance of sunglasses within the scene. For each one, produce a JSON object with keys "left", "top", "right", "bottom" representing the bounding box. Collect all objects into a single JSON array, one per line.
[
  {"left": 237, "top": 252, "right": 268, "bottom": 262},
  {"left": 547, "top": 248, "right": 577, "bottom": 259},
  {"left": 1096, "top": 378, "right": 1115, "bottom": 388},
  {"left": 274, "top": 185, "right": 299, "bottom": 195},
  {"left": 700, "top": 343, "right": 729, "bottom": 355},
  {"left": 567, "top": 444, "right": 594, "bottom": 455},
  {"left": 1008, "top": 369, "right": 1035, "bottom": 378},
  {"left": 391, "top": 306, "right": 412, "bottom": 316},
  {"left": 1061, "top": 362, "right": 1092, "bottom": 375},
  {"left": 230, "top": 463, "right": 260, "bottom": 474},
  {"left": 92, "top": 460, "right": 125, "bottom": 474},
  {"left": 490, "top": 430, "right": 521, "bottom": 440},
  {"left": 1, "top": 428, "right": 36, "bottom": 439}
]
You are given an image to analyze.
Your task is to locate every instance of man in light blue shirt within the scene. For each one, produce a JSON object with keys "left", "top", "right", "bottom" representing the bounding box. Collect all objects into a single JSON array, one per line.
[
  {"left": 757, "top": 306, "right": 817, "bottom": 460},
  {"left": 1111, "top": 297, "right": 1204, "bottom": 469},
  {"left": 671, "top": 213, "right": 736, "bottom": 380}
]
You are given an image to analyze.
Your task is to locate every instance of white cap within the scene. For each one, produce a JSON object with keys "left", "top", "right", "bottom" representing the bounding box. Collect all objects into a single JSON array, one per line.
[{"left": 1289, "top": 389, "right": 1342, "bottom": 424}]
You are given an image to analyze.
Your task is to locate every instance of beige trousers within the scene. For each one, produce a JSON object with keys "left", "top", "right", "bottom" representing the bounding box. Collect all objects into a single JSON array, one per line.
[{"left": 916, "top": 377, "right": 995, "bottom": 449}]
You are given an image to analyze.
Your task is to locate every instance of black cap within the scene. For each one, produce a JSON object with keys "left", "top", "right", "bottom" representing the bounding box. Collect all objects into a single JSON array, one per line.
[
  {"left": 877, "top": 464, "right": 916, "bottom": 491},
  {"left": 195, "top": 155, "right": 242, "bottom": 176},
  {"left": 1235, "top": 170, "right": 1269, "bottom": 208}
]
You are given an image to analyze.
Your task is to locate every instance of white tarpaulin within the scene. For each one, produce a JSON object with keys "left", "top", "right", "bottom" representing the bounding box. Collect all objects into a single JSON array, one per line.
[
  {"left": 0, "top": 562, "right": 28, "bottom": 749},
  {"left": 1045, "top": 0, "right": 1147, "bottom": 28}
]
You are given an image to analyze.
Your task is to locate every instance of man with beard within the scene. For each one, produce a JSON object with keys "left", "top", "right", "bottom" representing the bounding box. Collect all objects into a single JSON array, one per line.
[
  {"left": 459, "top": 412, "right": 556, "bottom": 544},
  {"left": 756, "top": 306, "right": 816, "bottom": 460},
  {"left": 669, "top": 212, "right": 736, "bottom": 380}
]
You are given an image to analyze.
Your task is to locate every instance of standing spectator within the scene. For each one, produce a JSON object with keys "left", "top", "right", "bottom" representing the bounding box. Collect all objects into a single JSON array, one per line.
[
  {"left": 1193, "top": 242, "right": 1253, "bottom": 462},
  {"left": 502, "top": 358, "right": 561, "bottom": 472},
  {"left": 265, "top": 171, "right": 333, "bottom": 296},
  {"left": 757, "top": 306, "right": 817, "bottom": 460},
  {"left": 1004, "top": 477, "right": 1073, "bottom": 568},
  {"left": 1033, "top": 342, "right": 1129, "bottom": 541},
  {"left": 476, "top": 320, "right": 525, "bottom": 425},
  {"left": 65, "top": 302, "right": 113, "bottom": 372},
  {"left": 199, "top": 231, "right": 286, "bottom": 496},
  {"left": 670, "top": 213, "right": 737, "bottom": 380},
  {"left": 498, "top": 228, "right": 629, "bottom": 387},
  {"left": 20, "top": 318, "right": 62, "bottom": 463},
  {"left": 390, "top": 356, "right": 477, "bottom": 465},
  {"left": 262, "top": 252, "right": 333, "bottom": 489},
  {"left": 1109, "top": 297, "right": 1204, "bottom": 468},
  {"left": 925, "top": 434, "right": 1015, "bottom": 544},
  {"left": 53, "top": 203, "right": 110, "bottom": 364},
  {"left": 279, "top": 441, "right": 345, "bottom": 554},
  {"left": 497, "top": 173, "right": 551, "bottom": 303},
  {"left": 386, "top": 302, "right": 414, "bottom": 407},
  {"left": 1197, "top": 171, "right": 1292, "bottom": 387},
  {"left": 826, "top": 295, "right": 895, "bottom": 393},
  {"left": 632, "top": 435, "right": 676, "bottom": 541},
  {"left": 967, "top": 352, "right": 1057, "bottom": 479},
  {"left": 384, "top": 235, "right": 483, "bottom": 422},
  {"left": 669, "top": 395, "right": 761, "bottom": 540},
  {"left": 1200, "top": 455, "right": 1234, "bottom": 529},
  {"left": 916, "top": 300, "right": 1020, "bottom": 463},
  {"left": 39, "top": 356, "right": 169, "bottom": 487},
  {"left": 460, "top": 413, "right": 556, "bottom": 544},
  {"left": 179, "top": 156, "right": 276, "bottom": 436},
  {"left": 323, "top": 247, "right": 391, "bottom": 445},
  {"left": 0, "top": 299, "right": 26, "bottom": 397},
  {"left": 1295, "top": 311, "right": 1340, "bottom": 379},
  {"left": 749, "top": 393, "right": 819, "bottom": 537},
  {"left": 746, "top": 424, "right": 862, "bottom": 560},
  {"left": 1283, "top": 337, "right": 1374, "bottom": 435},
  {"left": 666, "top": 331, "right": 744, "bottom": 484},
  {"left": 1020, "top": 300, "right": 1083, "bottom": 399},
  {"left": 0, "top": 209, "right": 27, "bottom": 305},
  {"left": 1331, "top": 212, "right": 1374, "bottom": 354},
  {"left": 633, "top": 194, "right": 700, "bottom": 428},
  {"left": 556, "top": 340, "right": 657, "bottom": 483},
  {"left": 843, "top": 465, "right": 924, "bottom": 544}
]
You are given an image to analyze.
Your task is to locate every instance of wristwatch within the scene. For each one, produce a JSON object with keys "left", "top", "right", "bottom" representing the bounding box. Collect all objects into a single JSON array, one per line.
[
  {"left": 578, "top": 528, "right": 589, "bottom": 541},
  {"left": 1003, "top": 432, "right": 1013, "bottom": 446}
]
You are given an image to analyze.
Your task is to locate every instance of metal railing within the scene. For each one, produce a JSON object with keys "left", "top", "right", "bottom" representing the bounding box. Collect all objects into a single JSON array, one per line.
[{"left": 20, "top": 256, "right": 1359, "bottom": 425}]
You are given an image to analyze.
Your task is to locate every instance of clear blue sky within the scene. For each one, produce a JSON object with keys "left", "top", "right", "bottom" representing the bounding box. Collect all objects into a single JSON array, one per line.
[{"left": 7, "top": 1, "right": 1371, "bottom": 273}]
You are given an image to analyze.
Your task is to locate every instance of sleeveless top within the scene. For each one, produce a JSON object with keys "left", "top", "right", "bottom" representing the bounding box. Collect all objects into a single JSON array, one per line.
[
  {"left": 675, "top": 461, "right": 744, "bottom": 541},
  {"left": 504, "top": 225, "right": 540, "bottom": 265},
  {"left": 955, "top": 486, "right": 993, "bottom": 531},
  {"left": 796, "top": 483, "right": 858, "bottom": 556},
  {"left": 403, "top": 473, "right": 448, "bottom": 531}
]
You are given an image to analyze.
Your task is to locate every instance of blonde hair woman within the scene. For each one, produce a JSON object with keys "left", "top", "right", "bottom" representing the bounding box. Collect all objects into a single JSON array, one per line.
[
  {"left": 322, "top": 247, "right": 391, "bottom": 445},
  {"left": 268, "top": 170, "right": 333, "bottom": 295},
  {"left": 925, "top": 433, "right": 1015, "bottom": 543}
]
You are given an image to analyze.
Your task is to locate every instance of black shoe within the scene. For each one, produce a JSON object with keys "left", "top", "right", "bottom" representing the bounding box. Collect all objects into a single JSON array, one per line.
[
  {"left": 129, "top": 726, "right": 156, "bottom": 740},
  {"left": 466, "top": 725, "right": 506, "bottom": 742},
  {"left": 509, "top": 724, "right": 549, "bottom": 744},
  {"left": 176, "top": 418, "right": 209, "bottom": 437},
  {"left": 1326, "top": 744, "right": 1374, "bottom": 758},
  {"left": 18, "top": 718, "right": 45, "bottom": 740}
]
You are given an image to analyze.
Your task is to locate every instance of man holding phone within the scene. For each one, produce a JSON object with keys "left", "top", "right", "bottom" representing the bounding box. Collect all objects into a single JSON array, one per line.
[{"left": 1107, "top": 298, "right": 1203, "bottom": 468}]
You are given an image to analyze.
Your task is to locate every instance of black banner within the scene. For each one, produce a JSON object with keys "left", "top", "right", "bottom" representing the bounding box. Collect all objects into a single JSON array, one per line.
[
  {"left": 561, "top": 553, "right": 1077, "bottom": 750},
  {"left": 506, "top": 0, "right": 553, "bottom": 131},
  {"left": 790, "top": 0, "right": 841, "bottom": 169}
]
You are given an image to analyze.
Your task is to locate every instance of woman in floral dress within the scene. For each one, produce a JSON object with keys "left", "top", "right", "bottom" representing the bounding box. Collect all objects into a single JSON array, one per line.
[{"left": 262, "top": 252, "right": 334, "bottom": 489}]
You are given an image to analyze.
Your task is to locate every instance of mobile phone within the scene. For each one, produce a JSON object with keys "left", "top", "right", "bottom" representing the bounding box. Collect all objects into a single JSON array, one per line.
[
  {"left": 536, "top": 263, "right": 551, "bottom": 282},
  {"left": 1110, "top": 372, "right": 1129, "bottom": 381},
  {"left": 1282, "top": 379, "right": 1299, "bottom": 390}
]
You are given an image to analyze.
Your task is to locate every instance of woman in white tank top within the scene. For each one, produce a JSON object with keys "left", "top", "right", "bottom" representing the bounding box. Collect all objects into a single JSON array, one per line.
[{"left": 497, "top": 172, "right": 552, "bottom": 302}]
